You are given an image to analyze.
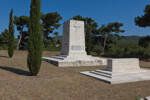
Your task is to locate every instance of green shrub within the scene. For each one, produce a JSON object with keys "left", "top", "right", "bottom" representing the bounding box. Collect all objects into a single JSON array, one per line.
[
  {"left": 44, "top": 45, "right": 61, "bottom": 51},
  {"left": 0, "top": 46, "right": 8, "bottom": 50},
  {"left": 105, "top": 44, "right": 125, "bottom": 58},
  {"left": 92, "top": 43, "right": 103, "bottom": 56},
  {"left": 102, "top": 42, "right": 150, "bottom": 59},
  {"left": 143, "top": 44, "right": 150, "bottom": 58}
]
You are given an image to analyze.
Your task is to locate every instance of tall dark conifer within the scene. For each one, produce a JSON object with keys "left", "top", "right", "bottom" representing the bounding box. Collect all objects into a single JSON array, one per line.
[
  {"left": 27, "top": 0, "right": 43, "bottom": 76},
  {"left": 8, "top": 9, "right": 15, "bottom": 58}
]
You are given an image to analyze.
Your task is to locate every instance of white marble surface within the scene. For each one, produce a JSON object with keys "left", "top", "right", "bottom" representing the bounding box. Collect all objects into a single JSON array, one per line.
[
  {"left": 140, "top": 96, "right": 150, "bottom": 100},
  {"left": 107, "top": 58, "right": 140, "bottom": 72},
  {"left": 61, "top": 20, "right": 87, "bottom": 57}
]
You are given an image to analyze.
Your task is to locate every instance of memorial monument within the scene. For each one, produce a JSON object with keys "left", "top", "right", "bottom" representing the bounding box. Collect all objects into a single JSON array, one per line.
[
  {"left": 43, "top": 20, "right": 107, "bottom": 67},
  {"left": 81, "top": 58, "right": 150, "bottom": 84}
]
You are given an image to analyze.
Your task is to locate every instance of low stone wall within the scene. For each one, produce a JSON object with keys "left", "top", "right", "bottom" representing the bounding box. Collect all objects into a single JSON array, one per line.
[{"left": 107, "top": 58, "right": 140, "bottom": 72}]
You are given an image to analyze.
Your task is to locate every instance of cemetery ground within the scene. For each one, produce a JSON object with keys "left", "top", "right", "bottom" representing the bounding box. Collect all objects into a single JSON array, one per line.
[{"left": 0, "top": 51, "right": 150, "bottom": 100}]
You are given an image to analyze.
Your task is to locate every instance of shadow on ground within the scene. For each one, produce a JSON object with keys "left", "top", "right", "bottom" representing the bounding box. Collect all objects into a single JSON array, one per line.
[
  {"left": 142, "top": 66, "right": 150, "bottom": 69},
  {"left": 0, "top": 55, "right": 9, "bottom": 58},
  {"left": 0, "top": 66, "right": 31, "bottom": 76}
]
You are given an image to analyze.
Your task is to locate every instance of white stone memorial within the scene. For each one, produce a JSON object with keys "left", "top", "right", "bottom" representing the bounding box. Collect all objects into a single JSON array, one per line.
[
  {"left": 81, "top": 58, "right": 150, "bottom": 84},
  {"left": 43, "top": 20, "right": 107, "bottom": 67}
]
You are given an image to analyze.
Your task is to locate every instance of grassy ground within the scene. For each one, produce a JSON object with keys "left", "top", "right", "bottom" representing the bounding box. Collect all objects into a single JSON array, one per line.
[{"left": 0, "top": 50, "right": 150, "bottom": 100}]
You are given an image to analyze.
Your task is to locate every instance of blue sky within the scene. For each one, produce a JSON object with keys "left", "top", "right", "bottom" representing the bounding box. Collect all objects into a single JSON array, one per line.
[{"left": 0, "top": 0, "right": 150, "bottom": 36}]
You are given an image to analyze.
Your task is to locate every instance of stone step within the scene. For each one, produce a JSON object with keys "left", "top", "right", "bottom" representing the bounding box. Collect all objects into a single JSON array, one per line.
[
  {"left": 59, "top": 55, "right": 68, "bottom": 57},
  {"left": 90, "top": 71, "right": 112, "bottom": 78},
  {"left": 80, "top": 71, "right": 111, "bottom": 83},
  {"left": 95, "top": 70, "right": 112, "bottom": 75},
  {"left": 50, "top": 56, "right": 65, "bottom": 60},
  {"left": 43, "top": 57, "right": 62, "bottom": 62}
]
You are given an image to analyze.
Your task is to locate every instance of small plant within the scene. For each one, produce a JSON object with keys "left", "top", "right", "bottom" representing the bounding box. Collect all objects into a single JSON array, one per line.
[{"left": 135, "top": 97, "right": 141, "bottom": 100}]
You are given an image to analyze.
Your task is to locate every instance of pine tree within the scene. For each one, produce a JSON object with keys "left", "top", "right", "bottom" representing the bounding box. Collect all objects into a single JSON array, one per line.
[
  {"left": 27, "top": 0, "right": 43, "bottom": 76},
  {"left": 8, "top": 9, "right": 15, "bottom": 58}
]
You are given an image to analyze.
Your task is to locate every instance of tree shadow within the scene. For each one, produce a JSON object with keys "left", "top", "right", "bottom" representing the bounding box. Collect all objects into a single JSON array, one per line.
[
  {"left": 141, "top": 66, "right": 150, "bottom": 69},
  {"left": 0, "top": 66, "right": 32, "bottom": 76},
  {"left": 0, "top": 55, "right": 9, "bottom": 58}
]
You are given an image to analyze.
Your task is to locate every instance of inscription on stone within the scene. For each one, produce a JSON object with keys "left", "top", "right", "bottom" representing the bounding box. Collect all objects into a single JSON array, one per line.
[
  {"left": 72, "top": 22, "right": 81, "bottom": 32},
  {"left": 71, "top": 45, "right": 84, "bottom": 51}
]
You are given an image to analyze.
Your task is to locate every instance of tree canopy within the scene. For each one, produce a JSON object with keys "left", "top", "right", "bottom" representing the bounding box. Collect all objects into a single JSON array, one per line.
[
  {"left": 135, "top": 4, "right": 150, "bottom": 27},
  {"left": 14, "top": 16, "right": 30, "bottom": 50},
  {"left": 99, "top": 22, "right": 125, "bottom": 53},
  {"left": 14, "top": 12, "right": 62, "bottom": 50},
  {"left": 41, "top": 12, "right": 62, "bottom": 40}
]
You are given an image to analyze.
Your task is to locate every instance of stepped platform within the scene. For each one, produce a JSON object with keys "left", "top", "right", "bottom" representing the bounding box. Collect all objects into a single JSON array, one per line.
[
  {"left": 81, "top": 69, "right": 150, "bottom": 84},
  {"left": 80, "top": 58, "right": 150, "bottom": 84},
  {"left": 43, "top": 55, "right": 107, "bottom": 67}
]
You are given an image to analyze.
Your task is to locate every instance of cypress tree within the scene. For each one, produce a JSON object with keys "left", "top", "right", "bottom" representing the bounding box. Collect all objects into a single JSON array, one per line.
[
  {"left": 8, "top": 9, "right": 15, "bottom": 58},
  {"left": 27, "top": 0, "right": 43, "bottom": 76}
]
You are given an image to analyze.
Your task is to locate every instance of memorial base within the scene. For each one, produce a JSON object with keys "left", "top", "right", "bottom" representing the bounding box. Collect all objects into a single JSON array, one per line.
[
  {"left": 42, "top": 55, "right": 107, "bottom": 67},
  {"left": 81, "top": 69, "right": 150, "bottom": 84},
  {"left": 81, "top": 58, "right": 150, "bottom": 84}
]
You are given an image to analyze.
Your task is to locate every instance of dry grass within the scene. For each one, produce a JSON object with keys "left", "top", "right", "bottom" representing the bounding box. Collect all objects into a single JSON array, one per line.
[{"left": 0, "top": 50, "right": 150, "bottom": 100}]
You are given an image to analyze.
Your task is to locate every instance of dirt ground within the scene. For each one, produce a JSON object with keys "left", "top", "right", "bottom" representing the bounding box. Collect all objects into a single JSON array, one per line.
[{"left": 0, "top": 50, "right": 150, "bottom": 100}]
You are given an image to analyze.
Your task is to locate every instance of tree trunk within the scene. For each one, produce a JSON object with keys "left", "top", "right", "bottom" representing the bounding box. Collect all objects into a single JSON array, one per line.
[
  {"left": 103, "top": 34, "right": 108, "bottom": 54},
  {"left": 17, "top": 33, "right": 22, "bottom": 50}
]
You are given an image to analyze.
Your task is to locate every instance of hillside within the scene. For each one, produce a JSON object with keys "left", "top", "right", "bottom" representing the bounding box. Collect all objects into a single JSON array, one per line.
[
  {"left": 56, "top": 35, "right": 142, "bottom": 43},
  {"left": 120, "top": 35, "right": 142, "bottom": 43}
]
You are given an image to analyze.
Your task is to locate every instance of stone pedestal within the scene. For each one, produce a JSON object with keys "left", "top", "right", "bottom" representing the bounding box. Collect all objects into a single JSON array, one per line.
[
  {"left": 81, "top": 58, "right": 150, "bottom": 84},
  {"left": 43, "top": 20, "right": 107, "bottom": 67}
]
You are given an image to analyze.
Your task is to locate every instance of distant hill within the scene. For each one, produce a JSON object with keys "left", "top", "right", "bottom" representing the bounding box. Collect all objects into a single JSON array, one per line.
[
  {"left": 55, "top": 35, "right": 143, "bottom": 43},
  {"left": 120, "top": 35, "right": 142, "bottom": 43}
]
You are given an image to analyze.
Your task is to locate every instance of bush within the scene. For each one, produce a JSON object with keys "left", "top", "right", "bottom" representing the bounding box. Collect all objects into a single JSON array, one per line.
[
  {"left": 139, "top": 36, "right": 150, "bottom": 48},
  {"left": 143, "top": 44, "right": 150, "bottom": 59},
  {"left": 105, "top": 44, "right": 125, "bottom": 58},
  {"left": 43, "top": 39, "right": 61, "bottom": 51},
  {"left": 92, "top": 43, "right": 103, "bottom": 56},
  {"left": 101, "top": 42, "right": 150, "bottom": 59},
  {"left": 0, "top": 46, "right": 8, "bottom": 50},
  {"left": 44, "top": 45, "right": 61, "bottom": 51}
]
